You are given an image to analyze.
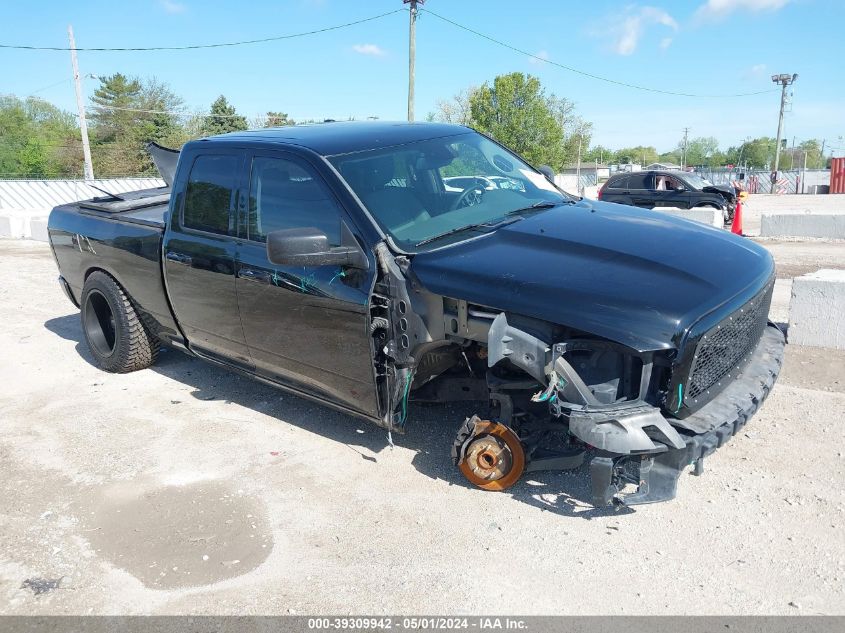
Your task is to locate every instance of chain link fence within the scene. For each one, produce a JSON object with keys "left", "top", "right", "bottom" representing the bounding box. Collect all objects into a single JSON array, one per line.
[{"left": 695, "top": 169, "right": 831, "bottom": 194}]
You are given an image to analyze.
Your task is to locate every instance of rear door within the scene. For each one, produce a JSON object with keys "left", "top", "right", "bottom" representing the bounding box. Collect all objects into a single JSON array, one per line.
[
  {"left": 627, "top": 172, "right": 655, "bottom": 207},
  {"left": 234, "top": 150, "right": 379, "bottom": 417},
  {"left": 601, "top": 175, "right": 630, "bottom": 204},
  {"left": 163, "top": 150, "right": 252, "bottom": 369}
]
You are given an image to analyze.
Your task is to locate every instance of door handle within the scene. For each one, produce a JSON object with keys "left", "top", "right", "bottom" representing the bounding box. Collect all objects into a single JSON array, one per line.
[
  {"left": 238, "top": 268, "right": 271, "bottom": 283},
  {"left": 165, "top": 251, "right": 192, "bottom": 265}
]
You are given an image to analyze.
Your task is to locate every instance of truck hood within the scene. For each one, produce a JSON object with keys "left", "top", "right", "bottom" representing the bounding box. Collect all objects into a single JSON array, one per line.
[{"left": 409, "top": 199, "right": 774, "bottom": 352}]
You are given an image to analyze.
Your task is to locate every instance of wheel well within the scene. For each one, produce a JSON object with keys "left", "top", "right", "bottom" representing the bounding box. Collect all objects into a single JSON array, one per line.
[{"left": 85, "top": 266, "right": 113, "bottom": 281}]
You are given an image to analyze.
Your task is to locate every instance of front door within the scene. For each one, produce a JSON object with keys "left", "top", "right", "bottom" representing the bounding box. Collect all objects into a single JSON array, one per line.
[
  {"left": 235, "top": 152, "right": 379, "bottom": 417},
  {"left": 163, "top": 151, "right": 252, "bottom": 368},
  {"left": 653, "top": 174, "right": 692, "bottom": 208}
]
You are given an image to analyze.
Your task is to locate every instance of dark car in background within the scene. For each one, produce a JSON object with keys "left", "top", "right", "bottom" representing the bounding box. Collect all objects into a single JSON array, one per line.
[{"left": 598, "top": 170, "right": 737, "bottom": 224}]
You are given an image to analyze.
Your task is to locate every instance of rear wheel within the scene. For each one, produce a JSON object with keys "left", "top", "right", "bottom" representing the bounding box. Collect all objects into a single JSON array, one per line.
[{"left": 81, "top": 271, "right": 159, "bottom": 373}]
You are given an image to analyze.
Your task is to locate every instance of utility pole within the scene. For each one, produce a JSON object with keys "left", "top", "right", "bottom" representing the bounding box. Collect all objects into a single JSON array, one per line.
[
  {"left": 68, "top": 25, "right": 94, "bottom": 181},
  {"left": 575, "top": 123, "right": 585, "bottom": 194},
  {"left": 682, "top": 127, "right": 690, "bottom": 169},
  {"left": 404, "top": 0, "right": 424, "bottom": 122},
  {"left": 790, "top": 135, "right": 796, "bottom": 170},
  {"left": 770, "top": 72, "right": 797, "bottom": 192}
]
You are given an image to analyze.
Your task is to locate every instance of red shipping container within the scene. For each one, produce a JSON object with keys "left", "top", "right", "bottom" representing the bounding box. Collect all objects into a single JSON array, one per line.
[{"left": 831, "top": 157, "right": 845, "bottom": 194}]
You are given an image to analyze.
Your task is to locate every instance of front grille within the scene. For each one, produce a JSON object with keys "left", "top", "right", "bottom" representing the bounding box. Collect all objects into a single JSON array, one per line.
[{"left": 687, "top": 282, "right": 774, "bottom": 400}]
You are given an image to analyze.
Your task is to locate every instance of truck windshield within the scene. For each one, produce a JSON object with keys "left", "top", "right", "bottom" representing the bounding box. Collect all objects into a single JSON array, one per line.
[{"left": 329, "top": 132, "right": 573, "bottom": 251}]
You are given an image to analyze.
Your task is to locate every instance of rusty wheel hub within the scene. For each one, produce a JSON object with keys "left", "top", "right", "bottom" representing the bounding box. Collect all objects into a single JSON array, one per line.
[{"left": 457, "top": 420, "right": 525, "bottom": 491}]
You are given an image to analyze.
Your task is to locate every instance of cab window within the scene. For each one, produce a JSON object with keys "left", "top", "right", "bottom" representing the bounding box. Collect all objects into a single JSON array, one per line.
[
  {"left": 247, "top": 157, "right": 342, "bottom": 246},
  {"left": 183, "top": 154, "right": 238, "bottom": 235}
]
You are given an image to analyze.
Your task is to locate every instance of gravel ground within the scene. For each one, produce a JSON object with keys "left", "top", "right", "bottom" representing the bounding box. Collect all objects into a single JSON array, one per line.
[{"left": 1, "top": 239, "right": 844, "bottom": 616}]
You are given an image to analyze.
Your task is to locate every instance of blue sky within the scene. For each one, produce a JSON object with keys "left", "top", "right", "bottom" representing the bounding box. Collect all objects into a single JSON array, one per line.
[{"left": 2, "top": 0, "right": 843, "bottom": 153}]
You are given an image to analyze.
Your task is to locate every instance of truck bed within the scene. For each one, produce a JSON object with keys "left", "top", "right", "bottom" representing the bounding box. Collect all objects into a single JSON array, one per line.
[
  {"left": 76, "top": 187, "right": 171, "bottom": 229},
  {"left": 47, "top": 186, "right": 183, "bottom": 347}
]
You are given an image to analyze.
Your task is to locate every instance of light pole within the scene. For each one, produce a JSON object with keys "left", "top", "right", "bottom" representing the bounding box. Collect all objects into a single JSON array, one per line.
[{"left": 771, "top": 73, "right": 798, "bottom": 193}]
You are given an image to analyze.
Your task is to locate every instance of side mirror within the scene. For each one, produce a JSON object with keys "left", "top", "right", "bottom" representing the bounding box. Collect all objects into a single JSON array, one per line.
[
  {"left": 538, "top": 165, "right": 555, "bottom": 183},
  {"left": 266, "top": 226, "right": 368, "bottom": 269},
  {"left": 675, "top": 184, "right": 686, "bottom": 192}
]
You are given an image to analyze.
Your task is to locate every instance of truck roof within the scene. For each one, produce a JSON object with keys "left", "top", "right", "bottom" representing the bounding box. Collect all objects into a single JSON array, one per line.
[{"left": 191, "top": 121, "right": 470, "bottom": 156}]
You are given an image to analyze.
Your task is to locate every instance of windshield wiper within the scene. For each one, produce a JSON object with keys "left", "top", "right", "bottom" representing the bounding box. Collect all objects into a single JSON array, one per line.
[
  {"left": 415, "top": 216, "right": 523, "bottom": 247},
  {"left": 504, "top": 200, "right": 572, "bottom": 217}
]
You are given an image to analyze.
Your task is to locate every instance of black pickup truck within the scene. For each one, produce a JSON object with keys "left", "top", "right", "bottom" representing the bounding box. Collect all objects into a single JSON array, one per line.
[{"left": 48, "top": 122, "right": 785, "bottom": 506}]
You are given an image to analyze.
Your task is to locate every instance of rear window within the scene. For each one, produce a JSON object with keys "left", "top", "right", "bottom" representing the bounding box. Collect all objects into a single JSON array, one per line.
[
  {"left": 607, "top": 175, "right": 629, "bottom": 189},
  {"left": 183, "top": 155, "right": 238, "bottom": 235},
  {"left": 626, "top": 173, "right": 651, "bottom": 189}
]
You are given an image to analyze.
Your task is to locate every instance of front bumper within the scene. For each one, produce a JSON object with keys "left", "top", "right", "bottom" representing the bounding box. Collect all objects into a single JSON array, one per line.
[{"left": 591, "top": 323, "right": 785, "bottom": 506}]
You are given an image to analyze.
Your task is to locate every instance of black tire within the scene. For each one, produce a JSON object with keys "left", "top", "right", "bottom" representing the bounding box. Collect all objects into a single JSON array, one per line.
[{"left": 80, "top": 271, "right": 159, "bottom": 373}]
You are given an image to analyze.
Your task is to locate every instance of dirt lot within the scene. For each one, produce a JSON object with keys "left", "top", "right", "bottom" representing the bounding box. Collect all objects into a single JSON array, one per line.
[{"left": 1, "top": 239, "right": 844, "bottom": 616}]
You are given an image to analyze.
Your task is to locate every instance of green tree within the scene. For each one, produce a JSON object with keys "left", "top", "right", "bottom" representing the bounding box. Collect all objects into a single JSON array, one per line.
[
  {"left": 613, "top": 146, "right": 659, "bottom": 166},
  {"left": 734, "top": 137, "right": 776, "bottom": 169},
  {"left": 263, "top": 111, "right": 294, "bottom": 127},
  {"left": 658, "top": 150, "right": 682, "bottom": 165},
  {"left": 680, "top": 136, "right": 720, "bottom": 167},
  {"left": 796, "top": 139, "right": 825, "bottom": 169},
  {"left": 433, "top": 76, "right": 590, "bottom": 169},
  {"left": 467, "top": 73, "right": 570, "bottom": 170},
  {"left": 200, "top": 96, "right": 248, "bottom": 137},
  {"left": 89, "top": 73, "right": 186, "bottom": 175},
  {"left": 582, "top": 145, "right": 614, "bottom": 164},
  {"left": 0, "top": 95, "right": 81, "bottom": 178}
]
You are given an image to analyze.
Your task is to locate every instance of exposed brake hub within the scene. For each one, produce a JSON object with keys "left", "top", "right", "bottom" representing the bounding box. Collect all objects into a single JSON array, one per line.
[{"left": 452, "top": 416, "right": 525, "bottom": 491}]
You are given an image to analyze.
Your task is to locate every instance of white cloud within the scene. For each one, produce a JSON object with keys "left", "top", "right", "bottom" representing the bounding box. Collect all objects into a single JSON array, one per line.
[
  {"left": 659, "top": 37, "right": 673, "bottom": 50},
  {"left": 529, "top": 50, "right": 550, "bottom": 65},
  {"left": 603, "top": 6, "right": 678, "bottom": 56},
  {"left": 695, "top": 0, "right": 789, "bottom": 21},
  {"left": 159, "top": 0, "right": 187, "bottom": 14},
  {"left": 743, "top": 63, "right": 767, "bottom": 79},
  {"left": 352, "top": 43, "right": 386, "bottom": 57}
]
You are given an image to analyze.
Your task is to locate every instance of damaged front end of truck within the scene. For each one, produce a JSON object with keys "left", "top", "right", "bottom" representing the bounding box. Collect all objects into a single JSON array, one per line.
[
  {"left": 370, "top": 237, "right": 784, "bottom": 507},
  {"left": 472, "top": 298, "right": 784, "bottom": 506}
]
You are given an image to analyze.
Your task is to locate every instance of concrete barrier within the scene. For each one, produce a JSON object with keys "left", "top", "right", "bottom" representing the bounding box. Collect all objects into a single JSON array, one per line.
[
  {"left": 0, "top": 212, "right": 29, "bottom": 239},
  {"left": 29, "top": 217, "right": 49, "bottom": 242},
  {"left": 0, "top": 211, "right": 49, "bottom": 240},
  {"left": 761, "top": 214, "right": 845, "bottom": 238},
  {"left": 653, "top": 206, "right": 722, "bottom": 228},
  {"left": 788, "top": 269, "right": 845, "bottom": 349}
]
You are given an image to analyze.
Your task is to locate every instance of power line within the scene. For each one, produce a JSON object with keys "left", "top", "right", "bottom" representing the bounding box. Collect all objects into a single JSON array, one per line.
[
  {"left": 27, "top": 77, "right": 74, "bottom": 94},
  {"left": 88, "top": 104, "right": 248, "bottom": 118},
  {"left": 0, "top": 9, "right": 403, "bottom": 51},
  {"left": 420, "top": 7, "right": 779, "bottom": 99}
]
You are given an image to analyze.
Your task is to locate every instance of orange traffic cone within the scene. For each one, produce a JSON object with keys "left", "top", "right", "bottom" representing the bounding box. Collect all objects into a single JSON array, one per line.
[{"left": 731, "top": 198, "right": 744, "bottom": 235}]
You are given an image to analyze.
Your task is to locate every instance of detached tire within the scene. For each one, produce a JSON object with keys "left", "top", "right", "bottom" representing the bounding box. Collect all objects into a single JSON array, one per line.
[{"left": 80, "top": 271, "right": 159, "bottom": 373}]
